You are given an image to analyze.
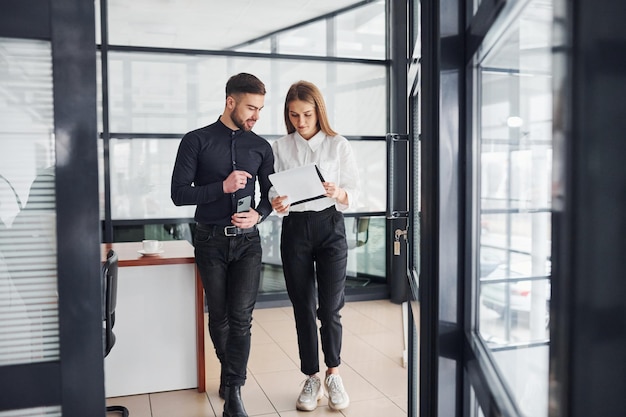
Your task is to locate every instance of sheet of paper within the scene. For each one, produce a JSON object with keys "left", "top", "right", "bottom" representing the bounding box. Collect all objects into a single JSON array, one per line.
[{"left": 269, "top": 163, "right": 326, "bottom": 206}]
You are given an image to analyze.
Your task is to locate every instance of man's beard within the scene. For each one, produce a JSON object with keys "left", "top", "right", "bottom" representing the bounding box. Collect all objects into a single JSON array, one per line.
[{"left": 232, "top": 107, "right": 253, "bottom": 131}]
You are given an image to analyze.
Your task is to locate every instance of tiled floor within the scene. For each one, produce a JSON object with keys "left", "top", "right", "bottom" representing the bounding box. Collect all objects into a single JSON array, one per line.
[{"left": 106, "top": 299, "right": 408, "bottom": 417}]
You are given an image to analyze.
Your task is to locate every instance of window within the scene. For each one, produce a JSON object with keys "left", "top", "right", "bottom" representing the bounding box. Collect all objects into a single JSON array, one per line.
[
  {"left": 96, "top": 1, "right": 389, "bottom": 289},
  {"left": 103, "top": 52, "right": 386, "bottom": 137},
  {"left": 473, "top": 1, "right": 553, "bottom": 415}
]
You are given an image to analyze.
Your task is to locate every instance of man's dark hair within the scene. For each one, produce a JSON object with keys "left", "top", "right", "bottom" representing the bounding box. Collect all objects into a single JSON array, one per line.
[{"left": 225, "top": 73, "right": 266, "bottom": 97}]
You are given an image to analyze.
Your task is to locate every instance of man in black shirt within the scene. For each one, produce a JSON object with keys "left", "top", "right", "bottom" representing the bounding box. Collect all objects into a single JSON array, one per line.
[{"left": 171, "top": 73, "right": 273, "bottom": 417}]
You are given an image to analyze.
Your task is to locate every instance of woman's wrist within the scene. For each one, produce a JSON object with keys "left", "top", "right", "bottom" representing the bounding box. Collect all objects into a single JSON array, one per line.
[{"left": 337, "top": 188, "right": 349, "bottom": 205}]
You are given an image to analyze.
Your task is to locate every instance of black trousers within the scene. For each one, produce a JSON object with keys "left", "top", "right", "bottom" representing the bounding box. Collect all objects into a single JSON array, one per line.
[
  {"left": 280, "top": 206, "right": 348, "bottom": 375},
  {"left": 194, "top": 224, "right": 262, "bottom": 387}
]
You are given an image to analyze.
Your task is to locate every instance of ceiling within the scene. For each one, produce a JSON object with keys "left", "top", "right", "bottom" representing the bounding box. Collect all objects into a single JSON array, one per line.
[{"left": 101, "top": 0, "right": 368, "bottom": 50}]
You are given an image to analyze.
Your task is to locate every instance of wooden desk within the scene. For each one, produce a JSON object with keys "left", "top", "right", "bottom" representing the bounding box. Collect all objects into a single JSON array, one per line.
[{"left": 101, "top": 240, "right": 205, "bottom": 396}]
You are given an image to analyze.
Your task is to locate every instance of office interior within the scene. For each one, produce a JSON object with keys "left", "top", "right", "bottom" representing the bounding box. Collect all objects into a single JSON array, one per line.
[{"left": 0, "top": 0, "right": 624, "bottom": 416}]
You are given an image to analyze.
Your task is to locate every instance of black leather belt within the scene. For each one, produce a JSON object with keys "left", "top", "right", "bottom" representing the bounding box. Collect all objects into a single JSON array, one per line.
[{"left": 197, "top": 224, "right": 257, "bottom": 237}]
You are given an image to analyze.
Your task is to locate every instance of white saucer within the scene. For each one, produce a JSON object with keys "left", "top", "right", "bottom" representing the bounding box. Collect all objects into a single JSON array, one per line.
[{"left": 138, "top": 249, "right": 164, "bottom": 256}]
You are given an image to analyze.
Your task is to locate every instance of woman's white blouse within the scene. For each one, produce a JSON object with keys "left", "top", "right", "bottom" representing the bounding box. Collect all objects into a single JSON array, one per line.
[{"left": 269, "top": 130, "right": 361, "bottom": 214}]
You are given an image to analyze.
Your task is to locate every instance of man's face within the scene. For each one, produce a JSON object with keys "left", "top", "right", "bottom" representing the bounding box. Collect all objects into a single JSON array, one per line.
[{"left": 229, "top": 93, "right": 265, "bottom": 131}]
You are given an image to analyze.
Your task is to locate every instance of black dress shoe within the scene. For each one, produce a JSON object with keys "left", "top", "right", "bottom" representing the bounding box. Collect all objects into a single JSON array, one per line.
[{"left": 223, "top": 386, "right": 248, "bottom": 417}]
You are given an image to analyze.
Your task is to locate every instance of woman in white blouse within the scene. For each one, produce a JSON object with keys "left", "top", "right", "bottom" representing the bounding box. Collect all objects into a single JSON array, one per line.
[{"left": 270, "top": 81, "right": 360, "bottom": 412}]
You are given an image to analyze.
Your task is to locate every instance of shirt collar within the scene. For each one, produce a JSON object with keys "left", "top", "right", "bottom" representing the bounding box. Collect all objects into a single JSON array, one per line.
[
  {"left": 217, "top": 117, "right": 245, "bottom": 137},
  {"left": 294, "top": 130, "right": 326, "bottom": 152}
]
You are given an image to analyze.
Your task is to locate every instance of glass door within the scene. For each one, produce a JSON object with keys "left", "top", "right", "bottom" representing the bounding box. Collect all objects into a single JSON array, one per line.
[
  {"left": 0, "top": 35, "right": 61, "bottom": 416},
  {"left": 0, "top": 2, "right": 104, "bottom": 415}
]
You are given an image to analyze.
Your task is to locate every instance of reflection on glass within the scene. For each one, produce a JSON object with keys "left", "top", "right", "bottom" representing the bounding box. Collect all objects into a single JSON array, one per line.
[
  {"left": 0, "top": 38, "right": 59, "bottom": 365},
  {"left": 105, "top": 52, "right": 387, "bottom": 136},
  {"left": 474, "top": 1, "right": 553, "bottom": 416},
  {"left": 470, "top": 385, "right": 486, "bottom": 417}
]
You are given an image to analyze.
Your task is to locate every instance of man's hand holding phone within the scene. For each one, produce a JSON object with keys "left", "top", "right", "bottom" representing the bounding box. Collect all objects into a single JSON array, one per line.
[{"left": 232, "top": 196, "right": 259, "bottom": 228}]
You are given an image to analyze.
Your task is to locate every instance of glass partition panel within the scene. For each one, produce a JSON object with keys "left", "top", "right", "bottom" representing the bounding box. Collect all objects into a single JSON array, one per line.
[
  {"left": 107, "top": 138, "right": 385, "bottom": 220},
  {"left": 277, "top": 20, "right": 327, "bottom": 56},
  {"left": 233, "top": 39, "right": 271, "bottom": 54},
  {"left": 0, "top": 37, "right": 59, "bottom": 366},
  {"left": 109, "top": 138, "right": 195, "bottom": 220},
  {"left": 347, "top": 140, "right": 386, "bottom": 212},
  {"left": 99, "top": 0, "right": 385, "bottom": 60},
  {"left": 473, "top": 0, "right": 553, "bottom": 415},
  {"left": 259, "top": 214, "right": 387, "bottom": 294},
  {"left": 113, "top": 214, "right": 387, "bottom": 296},
  {"left": 335, "top": 1, "right": 386, "bottom": 59},
  {"left": 106, "top": 52, "right": 387, "bottom": 137}
]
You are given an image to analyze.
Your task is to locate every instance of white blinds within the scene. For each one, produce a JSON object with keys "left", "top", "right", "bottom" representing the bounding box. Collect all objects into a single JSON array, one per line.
[{"left": 0, "top": 38, "right": 58, "bottom": 366}]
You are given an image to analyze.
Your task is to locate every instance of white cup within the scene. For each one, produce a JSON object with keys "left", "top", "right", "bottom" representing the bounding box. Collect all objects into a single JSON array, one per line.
[{"left": 142, "top": 239, "right": 162, "bottom": 253}]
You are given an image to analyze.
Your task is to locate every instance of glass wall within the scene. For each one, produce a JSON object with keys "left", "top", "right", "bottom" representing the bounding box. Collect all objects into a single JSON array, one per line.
[
  {"left": 103, "top": 53, "right": 386, "bottom": 137},
  {"left": 97, "top": 0, "right": 386, "bottom": 57},
  {"left": 473, "top": 1, "right": 553, "bottom": 415},
  {"left": 234, "top": 1, "right": 387, "bottom": 60},
  {"left": 0, "top": 38, "right": 59, "bottom": 368},
  {"left": 96, "top": 0, "right": 389, "bottom": 290}
]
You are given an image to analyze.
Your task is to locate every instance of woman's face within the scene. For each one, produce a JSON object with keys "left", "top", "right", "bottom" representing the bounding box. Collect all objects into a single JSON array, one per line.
[{"left": 288, "top": 99, "right": 318, "bottom": 140}]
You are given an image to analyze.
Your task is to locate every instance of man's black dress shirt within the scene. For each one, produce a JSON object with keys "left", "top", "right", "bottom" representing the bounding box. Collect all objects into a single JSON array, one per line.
[{"left": 171, "top": 118, "right": 274, "bottom": 226}]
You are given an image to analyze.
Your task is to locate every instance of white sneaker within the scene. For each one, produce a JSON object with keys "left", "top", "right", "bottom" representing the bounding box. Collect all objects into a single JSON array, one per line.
[
  {"left": 324, "top": 374, "right": 350, "bottom": 410},
  {"left": 296, "top": 375, "right": 324, "bottom": 411}
]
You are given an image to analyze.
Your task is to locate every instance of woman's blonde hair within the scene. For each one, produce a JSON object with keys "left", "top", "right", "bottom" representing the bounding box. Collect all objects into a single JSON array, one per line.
[{"left": 283, "top": 81, "right": 338, "bottom": 136}]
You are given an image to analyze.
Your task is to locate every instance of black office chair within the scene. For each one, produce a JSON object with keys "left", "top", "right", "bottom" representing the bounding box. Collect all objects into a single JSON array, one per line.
[
  {"left": 347, "top": 216, "right": 370, "bottom": 249},
  {"left": 102, "top": 249, "right": 130, "bottom": 417}
]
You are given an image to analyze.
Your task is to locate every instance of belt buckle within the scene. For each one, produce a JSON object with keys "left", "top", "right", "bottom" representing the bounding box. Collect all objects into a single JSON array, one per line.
[{"left": 224, "top": 226, "right": 237, "bottom": 237}]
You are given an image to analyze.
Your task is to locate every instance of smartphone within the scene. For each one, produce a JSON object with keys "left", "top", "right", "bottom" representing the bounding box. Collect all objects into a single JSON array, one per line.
[{"left": 237, "top": 195, "right": 252, "bottom": 213}]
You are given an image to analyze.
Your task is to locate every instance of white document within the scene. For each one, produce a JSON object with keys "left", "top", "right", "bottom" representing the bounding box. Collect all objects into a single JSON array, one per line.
[{"left": 269, "top": 163, "right": 326, "bottom": 206}]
